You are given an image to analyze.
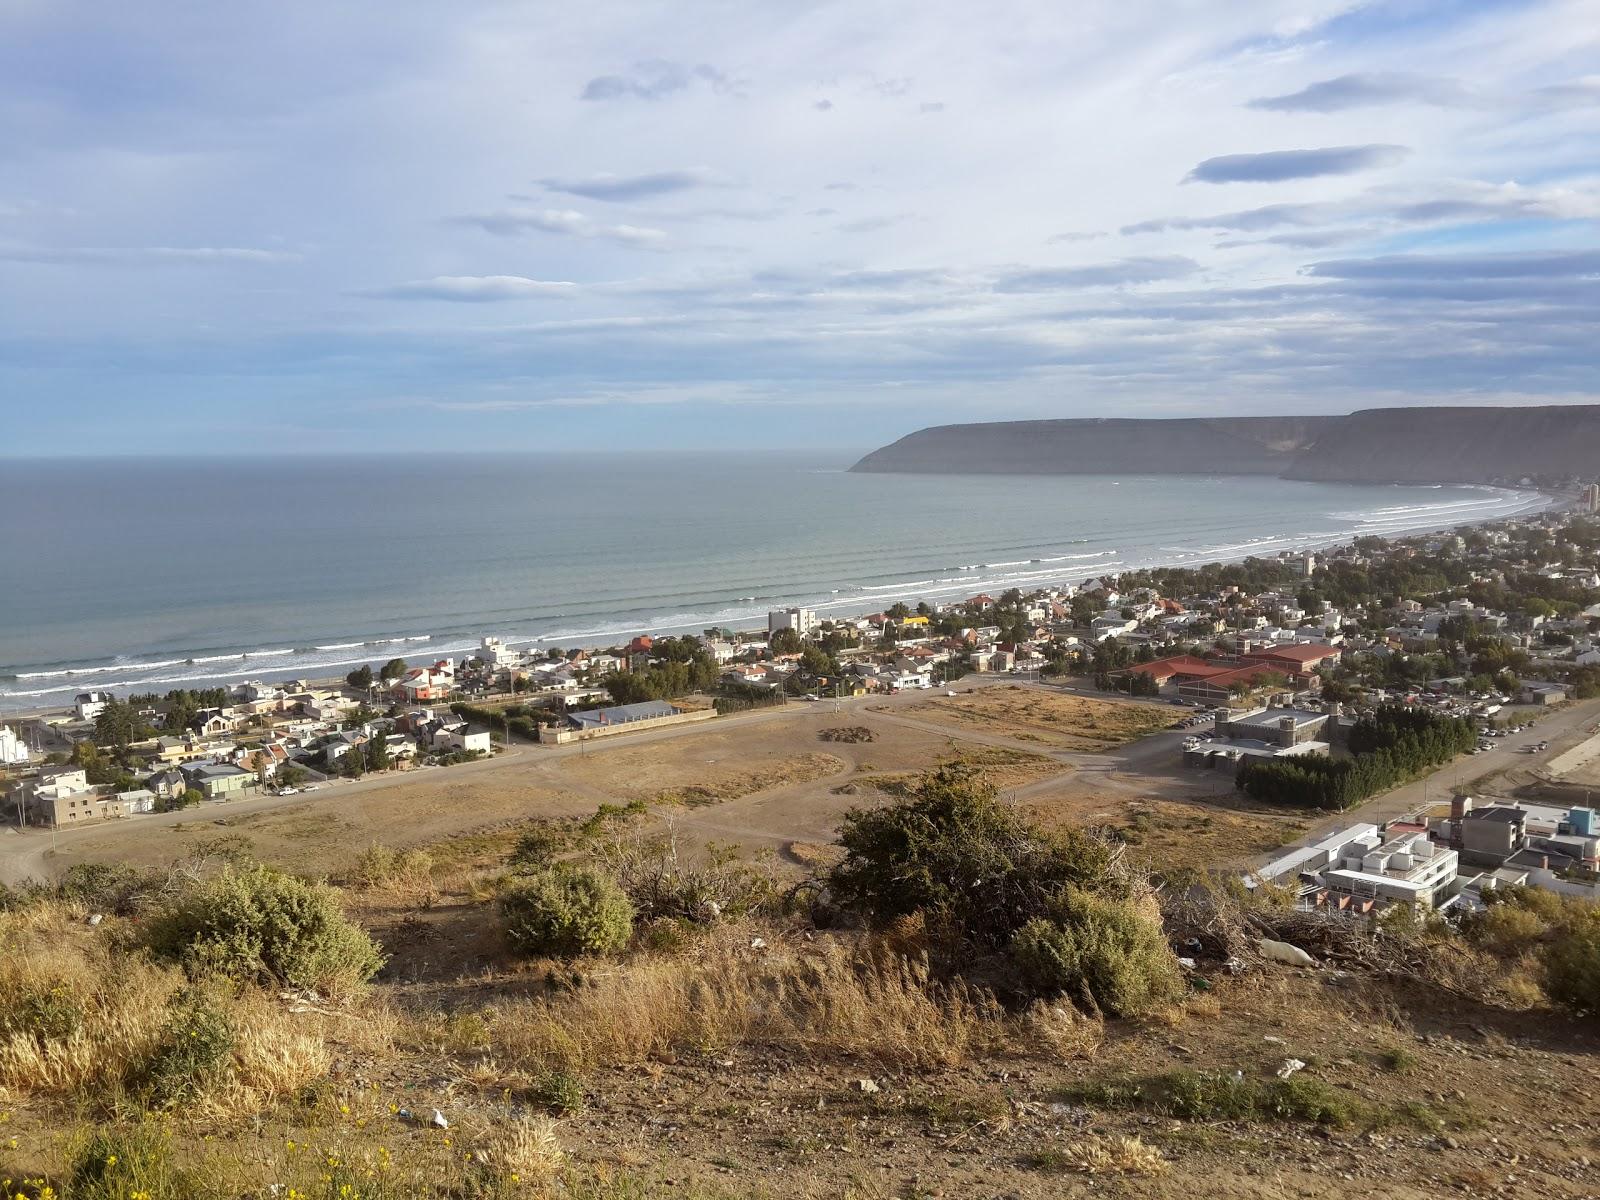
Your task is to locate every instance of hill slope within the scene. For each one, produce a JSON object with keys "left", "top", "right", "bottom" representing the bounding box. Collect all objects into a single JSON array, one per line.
[{"left": 851, "top": 404, "right": 1600, "bottom": 485}]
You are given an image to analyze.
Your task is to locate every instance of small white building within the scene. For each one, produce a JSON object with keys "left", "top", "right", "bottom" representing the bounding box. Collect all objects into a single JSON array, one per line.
[{"left": 74, "top": 691, "right": 113, "bottom": 721}]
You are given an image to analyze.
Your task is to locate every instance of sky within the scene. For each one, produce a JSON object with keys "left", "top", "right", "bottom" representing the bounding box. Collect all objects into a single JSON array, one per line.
[{"left": 1, "top": 0, "right": 1597, "bottom": 455}]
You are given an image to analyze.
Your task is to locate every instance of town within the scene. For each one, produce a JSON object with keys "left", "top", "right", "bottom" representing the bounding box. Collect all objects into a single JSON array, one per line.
[{"left": 7, "top": 496, "right": 1600, "bottom": 918}]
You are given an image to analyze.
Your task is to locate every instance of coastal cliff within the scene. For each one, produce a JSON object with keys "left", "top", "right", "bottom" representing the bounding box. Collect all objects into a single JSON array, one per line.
[{"left": 850, "top": 404, "right": 1600, "bottom": 485}]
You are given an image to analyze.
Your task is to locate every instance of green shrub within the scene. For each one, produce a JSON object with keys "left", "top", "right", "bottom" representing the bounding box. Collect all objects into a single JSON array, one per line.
[
  {"left": 1008, "top": 890, "right": 1183, "bottom": 1017},
  {"left": 1073, "top": 1069, "right": 1362, "bottom": 1128},
  {"left": 499, "top": 866, "right": 634, "bottom": 958},
  {"left": 140, "top": 990, "right": 234, "bottom": 1106},
  {"left": 67, "top": 1123, "right": 191, "bottom": 1200},
  {"left": 533, "top": 1069, "right": 586, "bottom": 1114},
  {"left": 143, "top": 864, "right": 385, "bottom": 995},
  {"left": 1542, "top": 906, "right": 1600, "bottom": 1016},
  {"left": 0, "top": 981, "right": 84, "bottom": 1043},
  {"left": 828, "top": 765, "right": 1123, "bottom": 952}
]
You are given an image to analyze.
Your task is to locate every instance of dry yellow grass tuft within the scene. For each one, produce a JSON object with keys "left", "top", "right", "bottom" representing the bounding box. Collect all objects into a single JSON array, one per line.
[
  {"left": 1057, "top": 1134, "right": 1169, "bottom": 1176},
  {"left": 462, "top": 926, "right": 1024, "bottom": 1074},
  {"left": 477, "top": 1115, "right": 566, "bottom": 1185}
]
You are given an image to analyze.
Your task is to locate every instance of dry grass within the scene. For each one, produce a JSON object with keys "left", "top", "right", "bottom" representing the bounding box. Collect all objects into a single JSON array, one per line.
[
  {"left": 478, "top": 1116, "right": 566, "bottom": 1185},
  {"left": 1046, "top": 1134, "right": 1169, "bottom": 1177},
  {"left": 860, "top": 745, "right": 1059, "bottom": 797},
  {"left": 649, "top": 754, "right": 844, "bottom": 807},
  {"left": 455, "top": 926, "right": 1051, "bottom": 1074},
  {"left": 0, "top": 907, "right": 174, "bottom": 1097},
  {"left": 882, "top": 687, "right": 1172, "bottom": 750},
  {"left": 0, "top": 901, "right": 371, "bottom": 1119}
]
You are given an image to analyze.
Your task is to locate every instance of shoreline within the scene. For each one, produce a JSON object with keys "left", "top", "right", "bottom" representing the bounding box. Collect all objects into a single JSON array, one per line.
[{"left": 0, "top": 481, "right": 1559, "bottom": 719}]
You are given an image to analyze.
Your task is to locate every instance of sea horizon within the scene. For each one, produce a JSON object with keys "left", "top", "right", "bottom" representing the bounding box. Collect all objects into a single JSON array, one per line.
[{"left": 0, "top": 451, "right": 1550, "bottom": 713}]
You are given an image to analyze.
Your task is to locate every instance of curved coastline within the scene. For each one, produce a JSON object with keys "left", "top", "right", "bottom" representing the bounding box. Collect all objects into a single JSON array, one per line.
[{"left": 0, "top": 479, "right": 1556, "bottom": 716}]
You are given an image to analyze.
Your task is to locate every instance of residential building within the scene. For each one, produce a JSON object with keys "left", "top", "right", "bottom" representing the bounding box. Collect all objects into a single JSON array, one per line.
[
  {"left": 0, "top": 724, "right": 30, "bottom": 765},
  {"left": 179, "top": 761, "right": 257, "bottom": 800},
  {"left": 74, "top": 691, "right": 113, "bottom": 721},
  {"left": 768, "top": 607, "right": 818, "bottom": 638}
]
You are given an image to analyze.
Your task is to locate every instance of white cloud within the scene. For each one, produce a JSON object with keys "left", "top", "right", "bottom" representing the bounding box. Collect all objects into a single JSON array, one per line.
[
  {"left": 366, "top": 275, "right": 578, "bottom": 301},
  {"left": 455, "top": 207, "right": 667, "bottom": 247}
]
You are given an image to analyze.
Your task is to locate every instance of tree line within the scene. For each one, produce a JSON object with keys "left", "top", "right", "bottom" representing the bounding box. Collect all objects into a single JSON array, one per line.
[{"left": 1235, "top": 703, "right": 1476, "bottom": 810}]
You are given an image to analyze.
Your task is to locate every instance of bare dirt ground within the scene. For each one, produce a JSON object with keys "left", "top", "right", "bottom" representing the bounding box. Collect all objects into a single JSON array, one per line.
[
  {"left": 16, "top": 683, "right": 1302, "bottom": 884},
  {"left": 873, "top": 686, "right": 1177, "bottom": 750}
]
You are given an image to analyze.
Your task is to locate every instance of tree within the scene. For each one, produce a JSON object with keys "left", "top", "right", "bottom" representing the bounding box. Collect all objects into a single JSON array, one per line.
[
  {"left": 93, "top": 698, "right": 141, "bottom": 750},
  {"left": 346, "top": 664, "right": 374, "bottom": 691},
  {"left": 380, "top": 658, "right": 408, "bottom": 682},
  {"left": 179, "top": 788, "right": 204, "bottom": 809},
  {"left": 278, "top": 764, "right": 309, "bottom": 789},
  {"left": 366, "top": 734, "right": 389, "bottom": 773},
  {"left": 769, "top": 627, "right": 804, "bottom": 655}
]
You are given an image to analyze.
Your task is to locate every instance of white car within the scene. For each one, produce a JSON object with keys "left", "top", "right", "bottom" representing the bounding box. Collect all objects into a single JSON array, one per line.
[{"left": 277, "top": 787, "right": 299, "bottom": 796}]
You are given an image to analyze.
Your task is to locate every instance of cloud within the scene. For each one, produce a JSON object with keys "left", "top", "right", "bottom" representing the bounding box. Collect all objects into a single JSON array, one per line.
[
  {"left": 994, "top": 256, "right": 1198, "bottom": 291},
  {"left": 1185, "top": 145, "right": 1408, "bottom": 183},
  {"left": 919, "top": 101, "right": 945, "bottom": 114},
  {"left": 813, "top": 99, "right": 834, "bottom": 111},
  {"left": 1122, "top": 204, "right": 1327, "bottom": 234},
  {"left": 538, "top": 168, "right": 727, "bottom": 202},
  {"left": 455, "top": 207, "right": 666, "bottom": 246},
  {"left": 1048, "top": 231, "right": 1106, "bottom": 244},
  {"left": 579, "top": 60, "right": 734, "bottom": 101},
  {"left": 0, "top": 245, "right": 297, "bottom": 264},
  {"left": 836, "top": 214, "right": 905, "bottom": 234},
  {"left": 1530, "top": 79, "right": 1600, "bottom": 110},
  {"left": 1305, "top": 250, "right": 1600, "bottom": 281},
  {"left": 1249, "top": 72, "right": 1476, "bottom": 112},
  {"left": 1215, "top": 229, "right": 1368, "bottom": 249},
  {"left": 365, "top": 275, "right": 578, "bottom": 301}
]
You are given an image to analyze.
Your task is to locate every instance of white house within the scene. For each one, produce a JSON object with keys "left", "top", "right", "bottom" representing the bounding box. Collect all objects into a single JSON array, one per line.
[{"left": 74, "top": 691, "right": 113, "bottom": 721}]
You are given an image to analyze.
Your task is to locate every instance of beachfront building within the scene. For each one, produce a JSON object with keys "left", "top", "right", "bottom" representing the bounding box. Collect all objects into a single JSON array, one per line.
[
  {"left": 768, "top": 607, "right": 817, "bottom": 638},
  {"left": 74, "top": 691, "right": 113, "bottom": 721}
]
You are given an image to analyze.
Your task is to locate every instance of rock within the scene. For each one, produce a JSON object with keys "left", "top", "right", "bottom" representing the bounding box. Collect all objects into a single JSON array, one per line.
[
  {"left": 1277, "top": 1058, "right": 1307, "bottom": 1081},
  {"left": 86, "top": 913, "right": 104, "bottom": 926},
  {"left": 854, "top": 1078, "right": 881, "bottom": 1094},
  {"left": 1177, "top": 956, "right": 1197, "bottom": 970},
  {"left": 749, "top": 937, "right": 767, "bottom": 950}
]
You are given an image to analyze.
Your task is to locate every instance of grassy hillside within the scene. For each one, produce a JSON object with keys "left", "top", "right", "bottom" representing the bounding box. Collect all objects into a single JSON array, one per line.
[{"left": 3, "top": 775, "right": 1597, "bottom": 1199}]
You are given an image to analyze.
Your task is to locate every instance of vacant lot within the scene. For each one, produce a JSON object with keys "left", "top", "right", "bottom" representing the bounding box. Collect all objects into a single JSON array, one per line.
[
  {"left": 555, "top": 740, "right": 846, "bottom": 806},
  {"left": 878, "top": 685, "right": 1175, "bottom": 750},
  {"left": 38, "top": 702, "right": 1085, "bottom": 880},
  {"left": 1019, "top": 783, "right": 1310, "bottom": 874}
]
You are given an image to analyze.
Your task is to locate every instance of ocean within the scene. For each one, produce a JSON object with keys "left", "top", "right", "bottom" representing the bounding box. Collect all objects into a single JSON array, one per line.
[{"left": 0, "top": 452, "right": 1548, "bottom": 712}]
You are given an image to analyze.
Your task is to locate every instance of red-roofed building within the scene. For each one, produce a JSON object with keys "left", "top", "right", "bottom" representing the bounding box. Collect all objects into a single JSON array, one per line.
[{"left": 1243, "top": 643, "right": 1342, "bottom": 672}]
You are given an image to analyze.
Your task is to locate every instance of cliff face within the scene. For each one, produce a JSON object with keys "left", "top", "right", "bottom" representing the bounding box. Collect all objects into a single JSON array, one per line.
[
  {"left": 1279, "top": 405, "right": 1600, "bottom": 484},
  {"left": 851, "top": 416, "right": 1337, "bottom": 476},
  {"left": 850, "top": 405, "right": 1600, "bottom": 485}
]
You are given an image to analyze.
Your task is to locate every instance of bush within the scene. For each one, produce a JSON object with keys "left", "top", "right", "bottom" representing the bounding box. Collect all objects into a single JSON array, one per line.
[
  {"left": 1542, "top": 906, "right": 1600, "bottom": 1016},
  {"left": 500, "top": 866, "right": 634, "bottom": 958},
  {"left": 67, "top": 1124, "right": 191, "bottom": 1200},
  {"left": 139, "top": 990, "right": 234, "bottom": 1106},
  {"left": 828, "top": 765, "right": 1125, "bottom": 953},
  {"left": 1009, "top": 890, "right": 1183, "bottom": 1017},
  {"left": 144, "top": 865, "right": 385, "bottom": 995},
  {"left": 0, "top": 981, "right": 83, "bottom": 1043}
]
